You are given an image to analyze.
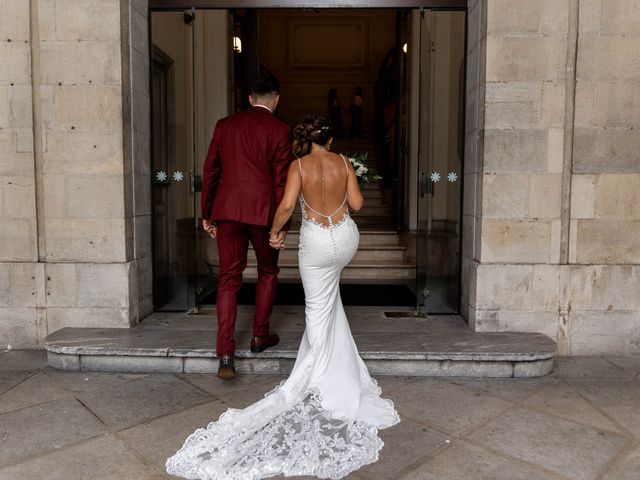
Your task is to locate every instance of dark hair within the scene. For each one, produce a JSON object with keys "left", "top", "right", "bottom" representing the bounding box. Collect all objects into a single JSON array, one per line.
[
  {"left": 353, "top": 86, "right": 363, "bottom": 96},
  {"left": 293, "top": 114, "right": 335, "bottom": 158},
  {"left": 250, "top": 73, "right": 280, "bottom": 97}
]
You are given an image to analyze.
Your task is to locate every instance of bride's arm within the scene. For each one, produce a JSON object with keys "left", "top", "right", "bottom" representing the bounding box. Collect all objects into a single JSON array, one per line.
[
  {"left": 270, "top": 162, "right": 301, "bottom": 247},
  {"left": 346, "top": 159, "right": 364, "bottom": 211}
]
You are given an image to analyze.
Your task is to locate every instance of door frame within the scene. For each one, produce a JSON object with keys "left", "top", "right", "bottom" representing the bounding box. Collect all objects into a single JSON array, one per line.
[
  {"left": 147, "top": 0, "right": 468, "bottom": 313},
  {"left": 150, "top": 0, "right": 466, "bottom": 9}
]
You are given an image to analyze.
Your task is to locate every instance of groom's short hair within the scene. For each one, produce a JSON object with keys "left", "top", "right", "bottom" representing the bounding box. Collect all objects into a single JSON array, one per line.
[{"left": 250, "top": 73, "right": 280, "bottom": 97}]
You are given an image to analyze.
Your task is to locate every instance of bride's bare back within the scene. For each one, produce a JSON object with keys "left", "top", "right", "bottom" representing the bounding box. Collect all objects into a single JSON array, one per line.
[
  {"left": 298, "top": 151, "right": 352, "bottom": 227},
  {"left": 270, "top": 143, "right": 363, "bottom": 244}
]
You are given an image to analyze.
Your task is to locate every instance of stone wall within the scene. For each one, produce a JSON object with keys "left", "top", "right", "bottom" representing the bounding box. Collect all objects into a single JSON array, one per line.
[
  {"left": 465, "top": 0, "right": 640, "bottom": 355},
  {"left": 0, "top": 0, "right": 151, "bottom": 348}
]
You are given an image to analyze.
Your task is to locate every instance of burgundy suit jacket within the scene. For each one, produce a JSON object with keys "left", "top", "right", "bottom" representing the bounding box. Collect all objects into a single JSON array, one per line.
[{"left": 201, "top": 106, "right": 293, "bottom": 227}]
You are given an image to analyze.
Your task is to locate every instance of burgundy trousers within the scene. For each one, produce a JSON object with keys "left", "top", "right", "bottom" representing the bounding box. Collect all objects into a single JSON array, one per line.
[{"left": 215, "top": 221, "right": 280, "bottom": 356}]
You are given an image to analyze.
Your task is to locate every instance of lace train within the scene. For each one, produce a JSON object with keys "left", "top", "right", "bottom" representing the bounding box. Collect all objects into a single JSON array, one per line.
[
  {"left": 166, "top": 385, "right": 397, "bottom": 480},
  {"left": 167, "top": 212, "right": 400, "bottom": 479}
]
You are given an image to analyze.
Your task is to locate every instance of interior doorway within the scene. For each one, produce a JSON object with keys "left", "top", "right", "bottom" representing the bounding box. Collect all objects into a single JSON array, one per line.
[{"left": 149, "top": 4, "right": 466, "bottom": 314}]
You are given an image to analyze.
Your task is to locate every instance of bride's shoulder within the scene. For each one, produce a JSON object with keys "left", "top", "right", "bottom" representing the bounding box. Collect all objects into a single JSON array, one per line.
[{"left": 334, "top": 152, "right": 352, "bottom": 166}]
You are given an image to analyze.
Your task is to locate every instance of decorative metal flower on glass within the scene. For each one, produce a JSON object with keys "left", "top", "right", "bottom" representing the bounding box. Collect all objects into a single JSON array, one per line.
[
  {"left": 430, "top": 172, "right": 441, "bottom": 183},
  {"left": 173, "top": 171, "right": 184, "bottom": 182},
  {"left": 156, "top": 170, "right": 167, "bottom": 182},
  {"left": 447, "top": 172, "right": 458, "bottom": 183}
]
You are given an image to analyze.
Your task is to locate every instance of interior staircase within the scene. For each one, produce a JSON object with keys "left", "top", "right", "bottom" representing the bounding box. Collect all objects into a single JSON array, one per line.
[
  {"left": 244, "top": 183, "right": 413, "bottom": 283},
  {"left": 207, "top": 185, "right": 415, "bottom": 285}
]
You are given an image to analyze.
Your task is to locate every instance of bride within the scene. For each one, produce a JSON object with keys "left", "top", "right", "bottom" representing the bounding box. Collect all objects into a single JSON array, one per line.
[{"left": 166, "top": 114, "right": 400, "bottom": 480}]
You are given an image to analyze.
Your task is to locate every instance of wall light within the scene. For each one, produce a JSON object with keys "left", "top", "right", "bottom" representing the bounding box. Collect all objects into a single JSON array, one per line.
[
  {"left": 403, "top": 42, "right": 408, "bottom": 54},
  {"left": 233, "top": 36, "right": 242, "bottom": 53}
]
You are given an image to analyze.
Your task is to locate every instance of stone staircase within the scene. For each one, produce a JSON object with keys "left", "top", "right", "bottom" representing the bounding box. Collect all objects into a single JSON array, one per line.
[{"left": 207, "top": 182, "right": 415, "bottom": 283}]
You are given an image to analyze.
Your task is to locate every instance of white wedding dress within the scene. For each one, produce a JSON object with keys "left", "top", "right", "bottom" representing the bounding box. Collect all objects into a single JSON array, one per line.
[{"left": 166, "top": 157, "right": 400, "bottom": 480}]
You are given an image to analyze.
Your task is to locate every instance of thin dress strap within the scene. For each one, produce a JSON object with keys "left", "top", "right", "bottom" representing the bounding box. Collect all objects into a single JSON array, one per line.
[
  {"left": 339, "top": 154, "right": 350, "bottom": 176},
  {"left": 339, "top": 154, "right": 349, "bottom": 205}
]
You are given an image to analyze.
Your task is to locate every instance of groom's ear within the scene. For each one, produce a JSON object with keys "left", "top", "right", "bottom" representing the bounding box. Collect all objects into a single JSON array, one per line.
[
  {"left": 248, "top": 94, "right": 255, "bottom": 106},
  {"left": 273, "top": 94, "right": 280, "bottom": 109}
]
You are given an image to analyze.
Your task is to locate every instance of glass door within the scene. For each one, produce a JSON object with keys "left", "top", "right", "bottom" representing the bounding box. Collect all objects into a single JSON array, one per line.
[
  {"left": 151, "top": 8, "right": 233, "bottom": 311},
  {"left": 151, "top": 9, "right": 199, "bottom": 311},
  {"left": 416, "top": 9, "right": 465, "bottom": 314}
]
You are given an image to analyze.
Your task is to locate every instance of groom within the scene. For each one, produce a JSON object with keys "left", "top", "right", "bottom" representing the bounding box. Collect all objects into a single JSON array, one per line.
[{"left": 201, "top": 73, "right": 293, "bottom": 380}]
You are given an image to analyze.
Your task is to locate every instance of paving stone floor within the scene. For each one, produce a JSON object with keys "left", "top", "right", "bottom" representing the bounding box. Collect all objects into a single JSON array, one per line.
[{"left": 1, "top": 350, "right": 639, "bottom": 479}]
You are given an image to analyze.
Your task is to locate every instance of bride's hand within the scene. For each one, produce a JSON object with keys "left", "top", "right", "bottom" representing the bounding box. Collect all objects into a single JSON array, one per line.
[{"left": 269, "top": 231, "right": 286, "bottom": 250}]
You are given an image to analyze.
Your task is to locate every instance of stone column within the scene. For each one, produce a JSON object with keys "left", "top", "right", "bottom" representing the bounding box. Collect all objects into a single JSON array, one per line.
[
  {"left": 0, "top": 0, "right": 152, "bottom": 348},
  {"left": 123, "top": 0, "right": 154, "bottom": 322},
  {"left": 469, "top": 0, "right": 569, "bottom": 341},
  {"left": 465, "top": 0, "right": 640, "bottom": 356},
  {"left": 566, "top": 0, "right": 640, "bottom": 354},
  {"left": 0, "top": 0, "right": 38, "bottom": 348},
  {"left": 460, "top": 0, "right": 487, "bottom": 323}
]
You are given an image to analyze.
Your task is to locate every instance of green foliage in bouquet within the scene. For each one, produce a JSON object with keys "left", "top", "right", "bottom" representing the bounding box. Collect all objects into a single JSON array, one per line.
[{"left": 345, "top": 152, "right": 382, "bottom": 189}]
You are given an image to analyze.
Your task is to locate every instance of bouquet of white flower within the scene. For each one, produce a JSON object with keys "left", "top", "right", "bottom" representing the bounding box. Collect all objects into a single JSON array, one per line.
[{"left": 346, "top": 152, "right": 382, "bottom": 189}]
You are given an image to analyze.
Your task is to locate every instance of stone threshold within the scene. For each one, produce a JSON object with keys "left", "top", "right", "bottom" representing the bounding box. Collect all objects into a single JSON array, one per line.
[{"left": 44, "top": 308, "right": 556, "bottom": 378}]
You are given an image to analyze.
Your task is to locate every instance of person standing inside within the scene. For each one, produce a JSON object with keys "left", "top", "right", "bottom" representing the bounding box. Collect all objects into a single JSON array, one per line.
[
  {"left": 327, "top": 88, "right": 344, "bottom": 140},
  {"left": 349, "top": 85, "right": 363, "bottom": 140},
  {"left": 201, "top": 73, "right": 293, "bottom": 380}
]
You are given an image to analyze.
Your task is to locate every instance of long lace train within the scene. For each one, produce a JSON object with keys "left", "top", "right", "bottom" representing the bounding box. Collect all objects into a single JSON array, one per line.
[{"left": 166, "top": 212, "right": 400, "bottom": 480}]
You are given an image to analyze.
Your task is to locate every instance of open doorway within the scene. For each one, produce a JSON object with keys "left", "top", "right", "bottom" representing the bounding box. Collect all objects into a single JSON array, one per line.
[{"left": 149, "top": 6, "right": 465, "bottom": 314}]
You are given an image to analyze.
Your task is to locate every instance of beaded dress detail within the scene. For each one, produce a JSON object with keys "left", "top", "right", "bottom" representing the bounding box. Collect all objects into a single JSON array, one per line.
[{"left": 166, "top": 154, "right": 400, "bottom": 480}]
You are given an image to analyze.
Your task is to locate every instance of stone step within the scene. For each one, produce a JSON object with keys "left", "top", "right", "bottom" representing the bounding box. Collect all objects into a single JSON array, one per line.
[
  {"left": 247, "top": 245, "right": 407, "bottom": 264},
  {"left": 356, "top": 204, "right": 392, "bottom": 214},
  {"left": 242, "top": 260, "right": 416, "bottom": 281},
  {"left": 278, "top": 230, "right": 402, "bottom": 247},
  {"left": 44, "top": 308, "right": 556, "bottom": 378}
]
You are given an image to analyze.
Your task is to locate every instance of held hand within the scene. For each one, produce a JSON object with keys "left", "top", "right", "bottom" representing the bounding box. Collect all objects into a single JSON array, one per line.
[
  {"left": 269, "top": 230, "right": 286, "bottom": 250},
  {"left": 203, "top": 219, "right": 217, "bottom": 239}
]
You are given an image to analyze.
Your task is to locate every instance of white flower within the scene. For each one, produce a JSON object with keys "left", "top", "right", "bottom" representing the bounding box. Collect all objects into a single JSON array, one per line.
[
  {"left": 156, "top": 170, "right": 167, "bottom": 182},
  {"left": 173, "top": 171, "right": 184, "bottom": 182},
  {"left": 356, "top": 166, "right": 365, "bottom": 176},
  {"left": 447, "top": 172, "right": 458, "bottom": 183},
  {"left": 430, "top": 172, "right": 441, "bottom": 182}
]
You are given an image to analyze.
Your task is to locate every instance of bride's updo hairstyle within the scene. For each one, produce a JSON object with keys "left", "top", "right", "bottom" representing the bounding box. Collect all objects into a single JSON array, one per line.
[{"left": 293, "top": 114, "right": 335, "bottom": 158}]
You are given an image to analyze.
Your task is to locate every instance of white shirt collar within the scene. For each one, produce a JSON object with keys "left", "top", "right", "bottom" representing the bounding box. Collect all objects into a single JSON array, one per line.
[{"left": 252, "top": 104, "right": 272, "bottom": 113}]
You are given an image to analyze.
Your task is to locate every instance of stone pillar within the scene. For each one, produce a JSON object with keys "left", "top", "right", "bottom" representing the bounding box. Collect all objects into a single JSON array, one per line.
[
  {"left": 469, "top": 0, "right": 569, "bottom": 341},
  {"left": 460, "top": 0, "right": 487, "bottom": 323},
  {"left": 0, "top": 0, "right": 152, "bottom": 348},
  {"left": 123, "top": 0, "right": 154, "bottom": 322},
  {"left": 566, "top": 0, "right": 640, "bottom": 354},
  {"left": 464, "top": 0, "right": 640, "bottom": 356},
  {"left": 0, "top": 0, "right": 38, "bottom": 347}
]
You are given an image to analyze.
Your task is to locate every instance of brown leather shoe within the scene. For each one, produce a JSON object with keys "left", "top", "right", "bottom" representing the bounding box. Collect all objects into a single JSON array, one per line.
[
  {"left": 217, "top": 354, "right": 235, "bottom": 380},
  {"left": 250, "top": 334, "right": 280, "bottom": 353}
]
